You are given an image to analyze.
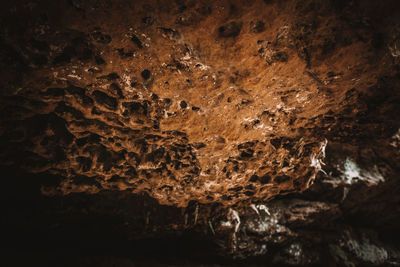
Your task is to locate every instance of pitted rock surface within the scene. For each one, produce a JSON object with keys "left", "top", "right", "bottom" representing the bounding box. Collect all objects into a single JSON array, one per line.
[
  {"left": 0, "top": 0, "right": 363, "bottom": 206},
  {"left": 1, "top": 0, "right": 400, "bottom": 265}
]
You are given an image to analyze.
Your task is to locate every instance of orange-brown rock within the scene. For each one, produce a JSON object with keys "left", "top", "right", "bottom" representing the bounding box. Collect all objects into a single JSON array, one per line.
[{"left": 1, "top": 0, "right": 400, "bottom": 265}]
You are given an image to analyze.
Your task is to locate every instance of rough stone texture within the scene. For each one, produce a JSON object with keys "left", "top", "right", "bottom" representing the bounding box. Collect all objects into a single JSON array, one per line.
[{"left": 1, "top": 0, "right": 400, "bottom": 266}]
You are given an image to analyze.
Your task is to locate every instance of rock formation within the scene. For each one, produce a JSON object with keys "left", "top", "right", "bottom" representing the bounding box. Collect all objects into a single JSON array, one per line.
[{"left": 1, "top": 0, "right": 400, "bottom": 266}]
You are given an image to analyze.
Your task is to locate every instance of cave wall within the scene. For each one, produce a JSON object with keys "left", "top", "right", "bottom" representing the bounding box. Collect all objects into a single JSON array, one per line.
[{"left": 1, "top": 0, "right": 400, "bottom": 266}]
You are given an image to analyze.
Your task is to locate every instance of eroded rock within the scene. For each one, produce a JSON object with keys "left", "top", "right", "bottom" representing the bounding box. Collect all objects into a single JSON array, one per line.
[{"left": 1, "top": 0, "right": 400, "bottom": 265}]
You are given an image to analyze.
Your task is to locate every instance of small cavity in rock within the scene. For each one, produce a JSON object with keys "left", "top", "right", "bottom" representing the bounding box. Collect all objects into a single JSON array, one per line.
[
  {"left": 141, "top": 69, "right": 151, "bottom": 80},
  {"left": 180, "top": 101, "right": 188, "bottom": 109}
]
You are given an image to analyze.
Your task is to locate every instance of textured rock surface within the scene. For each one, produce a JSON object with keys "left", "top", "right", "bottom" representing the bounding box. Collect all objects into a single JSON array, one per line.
[{"left": 1, "top": 0, "right": 400, "bottom": 266}]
